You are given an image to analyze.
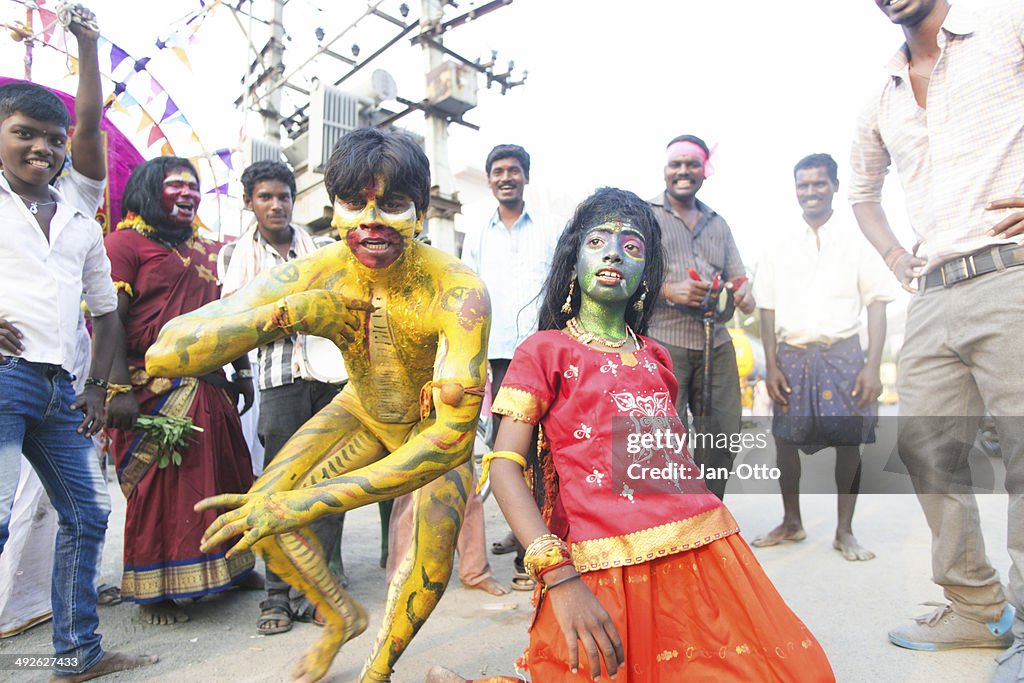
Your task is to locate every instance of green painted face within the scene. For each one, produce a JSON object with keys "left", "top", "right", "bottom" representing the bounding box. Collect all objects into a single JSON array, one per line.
[{"left": 575, "top": 220, "right": 646, "bottom": 307}]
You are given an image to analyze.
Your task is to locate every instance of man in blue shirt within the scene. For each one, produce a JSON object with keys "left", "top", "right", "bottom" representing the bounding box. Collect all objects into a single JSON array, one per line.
[{"left": 462, "top": 144, "right": 558, "bottom": 589}]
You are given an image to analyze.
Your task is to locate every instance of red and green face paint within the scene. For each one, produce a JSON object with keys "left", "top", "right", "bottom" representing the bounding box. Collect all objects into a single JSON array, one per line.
[{"left": 332, "top": 178, "right": 421, "bottom": 269}]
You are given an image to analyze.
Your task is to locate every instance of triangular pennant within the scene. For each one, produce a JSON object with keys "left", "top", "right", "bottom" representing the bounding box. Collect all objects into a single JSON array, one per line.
[
  {"left": 66, "top": 55, "right": 79, "bottom": 76},
  {"left": 160, "top": 141, "right": 175, "bottom": 156},
  {"left": 171, "top": 47, "right": 192, "bottom": 71},
  {"left": 136, "top": 109, "right": 154, "bottom": 133},
  {"left": 206, "top": 183, "right": 229, "bottom": 195},
  {"left": 147, "top": 124, "right": 165, "bottom": 148},
  {"left": 215, "top": 149, "right": 234, "bottom": 170},
  {"left": 162, "top": 112, "right": 187, "bottom": 126},
  {"left": 109, "top": 44, "right": 129, "bottom": 71},
  {"left": 189, "top": 132, "right": 201, "bottom": 145},
  {"left": 119, "top": 92, "right": 138, "bottom": 107},
  {"left": 106, "top": 98, "right": 130, "bottom": 116},
  {"left": 160, "top": 98, "right": 179, "bottom": 122},
  {"left": 38, "top": 8, "right": 57, "bottom": 43}
]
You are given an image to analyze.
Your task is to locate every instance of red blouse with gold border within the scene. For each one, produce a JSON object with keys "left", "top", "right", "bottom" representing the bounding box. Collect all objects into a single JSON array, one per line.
[{"left": 492, "top": 329, "right": 739, "bottom": 573}]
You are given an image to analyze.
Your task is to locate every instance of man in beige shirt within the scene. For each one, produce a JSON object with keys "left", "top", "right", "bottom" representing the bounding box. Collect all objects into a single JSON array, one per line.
[
  {"left": 851, "top": 0, "right": 1024, "bottom": 667},
  {"left": 752, "top": 153, "right": 892, "bottom": 562}
]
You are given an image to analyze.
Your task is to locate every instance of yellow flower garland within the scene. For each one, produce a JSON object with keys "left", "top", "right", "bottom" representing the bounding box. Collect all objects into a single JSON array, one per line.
[{"left": 116, "top": 211, "right": 200, "bottom": 237}]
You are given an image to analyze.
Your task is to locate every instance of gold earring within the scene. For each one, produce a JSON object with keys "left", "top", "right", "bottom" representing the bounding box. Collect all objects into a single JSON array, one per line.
[
  {"left": 633, "top": 281, "right": 648, "bottom": 311},
  {"left": 561, "top": 272, "right": 576, "bottom": 314}
]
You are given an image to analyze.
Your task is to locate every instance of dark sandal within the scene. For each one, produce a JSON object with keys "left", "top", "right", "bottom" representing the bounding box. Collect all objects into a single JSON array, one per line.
[
  {"left": 293, "top": 598, "right": 326, "bottom": 627},
  {"left": 256, "top": 605, "right": 293, "bottom": 635},
  {"left": 97, "top": 584, "right": 122, "bottom": 606},
  {"left": 491, "top": 531, "right": 517, "bottom": 555},
  {"left": 510, "top": 570, "right": 535, "bottom": 591}
]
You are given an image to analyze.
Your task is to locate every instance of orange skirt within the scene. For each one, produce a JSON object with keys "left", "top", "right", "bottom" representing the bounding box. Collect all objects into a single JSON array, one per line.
[{"left": 487, "top": 533, "right": 834, "bottom": 682}]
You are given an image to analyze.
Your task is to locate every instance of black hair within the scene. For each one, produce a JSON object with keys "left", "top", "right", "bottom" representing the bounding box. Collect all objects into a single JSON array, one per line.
[
  {"left": 323, "top": 127, "right": 430, "bottom": 214},
  {"left": 793, "top": 153, "right": 839, "bottom": 184},
  {"left": 485, "top": 144, "right": 530, "bottom": 178},
  {"left": 0, "top": 82, "right": 70, "bottom": 129},
  {"left": 241, "top": 160, "right": 296, "bottom": 197},
  {"left": 666, "top": 134, "right": 709, "bottom": 156},
  {"left": 538, "top": 187, "right": 664, "bottom": 336},
  {"left": 121, "top": 156, "right": 199, "bottom": 229}
]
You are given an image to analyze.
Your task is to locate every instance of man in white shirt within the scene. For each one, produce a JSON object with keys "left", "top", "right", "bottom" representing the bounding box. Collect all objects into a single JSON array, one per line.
[
  {"left": 0, "top": 5, "right": 156, "bottom": 680},
  {"left": 460, "top": 144, "right": 558, "bottom": 590},
  {"left": 752, "top": 153, "right": 892, "bottom": 562}
]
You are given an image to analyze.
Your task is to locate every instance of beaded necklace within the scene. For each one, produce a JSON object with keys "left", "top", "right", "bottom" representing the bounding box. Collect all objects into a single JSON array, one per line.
[{"left": 566, "top": 316, "right": 637, "bottom": 349}]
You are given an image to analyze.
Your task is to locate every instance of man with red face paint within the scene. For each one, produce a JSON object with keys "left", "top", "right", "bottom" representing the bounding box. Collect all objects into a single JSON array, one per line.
[
  {"left": 103, "top": 156, "right": 258, "bottom": 627},
  {"left": 146, "top": 128, "right": 490, "bottom": 682}
]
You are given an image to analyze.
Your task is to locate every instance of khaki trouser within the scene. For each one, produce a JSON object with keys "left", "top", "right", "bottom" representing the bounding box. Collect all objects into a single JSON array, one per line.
[{"left": 897, "top": 265, "right": 1024, "bottom": 631}]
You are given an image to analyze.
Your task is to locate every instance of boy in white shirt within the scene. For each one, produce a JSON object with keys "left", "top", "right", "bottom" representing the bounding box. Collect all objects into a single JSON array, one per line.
[{"left": 0, "top": 5, "right": 155, "bottom": 681}]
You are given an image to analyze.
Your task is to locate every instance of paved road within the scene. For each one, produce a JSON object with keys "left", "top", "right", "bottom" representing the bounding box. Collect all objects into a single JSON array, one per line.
[{"left": 0, "top": 428, "right": 1013, "bottom": 682}]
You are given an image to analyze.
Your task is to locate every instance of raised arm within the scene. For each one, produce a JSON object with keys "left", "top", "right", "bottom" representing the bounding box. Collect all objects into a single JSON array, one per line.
[
  {"left": 146, "top": 247, "right": 368, "bottom": 377},
  {"left": 67, "top": 5, "right": 104, "bottom": 181}
]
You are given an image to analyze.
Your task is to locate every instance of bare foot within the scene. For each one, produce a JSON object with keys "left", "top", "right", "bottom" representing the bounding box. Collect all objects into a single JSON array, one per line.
[
  {"left": 140, "top": 601, "right": 189, "bottom": 625},
  {"left": 751, "top": 523, "right": 807, "bottom": 548},
  {"left": 424, "top": 665, "right": 466, "bottom": 683},
  {"left": 461, "top": 577, "right": 510, "bottom": 596},
  {"left": 833, "top": 533, "right": 875, "bottom": 561},
  {"left": 291, "top": 600, "right": 369, "bottom": 682},
  {"left": 48, "top": 651, "right": 159, "bottom": 682}
]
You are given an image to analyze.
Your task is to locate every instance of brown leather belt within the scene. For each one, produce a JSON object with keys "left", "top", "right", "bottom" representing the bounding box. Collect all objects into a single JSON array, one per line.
[{"left": 921, "top": 244, "right": 1024, "bottom": 290}]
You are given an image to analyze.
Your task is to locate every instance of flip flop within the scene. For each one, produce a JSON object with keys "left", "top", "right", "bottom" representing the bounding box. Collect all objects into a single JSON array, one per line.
[{"left": 256, "top": 604, "right": 293, "bottom": 635}]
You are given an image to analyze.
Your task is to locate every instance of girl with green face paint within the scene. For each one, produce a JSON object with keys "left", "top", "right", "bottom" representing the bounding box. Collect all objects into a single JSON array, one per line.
[
  {"left": 430, "top": 187, "right": 835, "bottom": 682},
  {"left": 574, "top": 220, "right": 648, "bottom": 345}
]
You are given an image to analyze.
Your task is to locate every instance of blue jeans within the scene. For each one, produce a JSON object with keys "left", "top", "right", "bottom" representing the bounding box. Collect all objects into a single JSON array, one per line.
[{"left": 0, "top": 357, "right": 109, "bottom": 674}]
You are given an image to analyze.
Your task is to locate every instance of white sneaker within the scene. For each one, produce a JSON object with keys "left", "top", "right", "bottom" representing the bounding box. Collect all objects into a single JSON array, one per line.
[{"left": 888, "top": 602, "right": 1014, "bottom": 651}]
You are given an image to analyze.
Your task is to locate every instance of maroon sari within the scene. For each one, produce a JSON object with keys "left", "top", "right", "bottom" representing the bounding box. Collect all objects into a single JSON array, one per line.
[{"left": 104, "top": 228, "right": 254, "bottom": 603}]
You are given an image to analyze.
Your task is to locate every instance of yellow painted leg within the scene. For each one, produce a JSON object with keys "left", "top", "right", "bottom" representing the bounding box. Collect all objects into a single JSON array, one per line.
[
  {"left": 247, "top": 399, "right": 386, "bottom": 682},
  {"left": 257, "top": 529, "right": 368, "bottom": 682},
  {"left": 252, "top": 398, "right": 386, "bottom": 494},
  {"left": 358, "top": 459, "right": 472, "bottom": 682}
]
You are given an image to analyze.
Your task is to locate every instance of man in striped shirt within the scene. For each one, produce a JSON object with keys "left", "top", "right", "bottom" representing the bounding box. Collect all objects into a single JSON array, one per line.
[
  {"left": 219, "top": 161, "right": 345, "bottom": 635},
  {"left": 850, "top": 0, "right": 1024, "bottom": 667},
  {"left": 648, "top": 134, "right": 754, "bottom": 499}
]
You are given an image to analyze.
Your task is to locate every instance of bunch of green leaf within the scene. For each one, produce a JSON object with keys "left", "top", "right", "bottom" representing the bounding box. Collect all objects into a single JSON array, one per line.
[{"left": 135, "top": 415, "right": 204, "bottom": 468}]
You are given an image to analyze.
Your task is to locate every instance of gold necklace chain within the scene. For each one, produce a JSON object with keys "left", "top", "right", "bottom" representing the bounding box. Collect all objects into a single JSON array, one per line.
[{"left": 566, "top": 317, "right": 636, "bottom": 349}]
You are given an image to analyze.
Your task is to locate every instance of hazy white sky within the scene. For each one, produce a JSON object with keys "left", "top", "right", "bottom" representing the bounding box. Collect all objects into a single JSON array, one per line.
[{"left": 3, "top": 0, "right": 987, "bottom": 279}]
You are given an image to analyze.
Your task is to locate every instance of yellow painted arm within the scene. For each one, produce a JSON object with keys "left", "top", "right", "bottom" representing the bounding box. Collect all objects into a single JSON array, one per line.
[{"left": 146, "top": 249, "right": 370, "bottom": 377}]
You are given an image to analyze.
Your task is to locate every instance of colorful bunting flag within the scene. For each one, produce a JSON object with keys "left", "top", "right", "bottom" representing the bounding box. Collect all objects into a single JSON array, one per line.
[
  {"left": 215, "top": 149, "right": 234, "bottom": 170},
  {"left": 171, "top": 47, "right": 191, "bottom": 71},
  {"left": 109, "top": 44, "right": 129, "bottom": 71},
  {"left": 37, "top": 8, "right": 57, "bottom": 43},
  {"left": 147, "top": 123, "right": 165, "bottom": 148},
  {"left": 160, "top": 98, "right": 178, "bottom": 122}
]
